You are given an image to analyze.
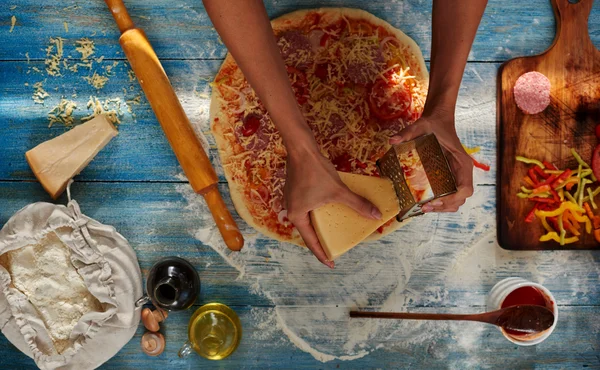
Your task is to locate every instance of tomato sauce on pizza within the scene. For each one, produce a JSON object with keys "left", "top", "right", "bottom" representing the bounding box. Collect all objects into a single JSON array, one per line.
[{"left": 210, "top": 8, "right": 428, "bottom": 244}]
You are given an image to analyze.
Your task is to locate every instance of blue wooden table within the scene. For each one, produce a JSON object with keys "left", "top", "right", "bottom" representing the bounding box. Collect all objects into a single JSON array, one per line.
[{"left": 1, "top": 1, "right": 599, "bottom": 368}]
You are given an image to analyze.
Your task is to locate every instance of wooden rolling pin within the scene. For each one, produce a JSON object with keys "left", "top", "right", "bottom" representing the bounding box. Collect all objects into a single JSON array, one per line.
[{"left": 104, "top": 0, "right": 244, "bottom": 251}]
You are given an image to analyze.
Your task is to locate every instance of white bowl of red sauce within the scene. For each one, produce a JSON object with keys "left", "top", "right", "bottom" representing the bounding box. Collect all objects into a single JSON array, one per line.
[{"left": 487, "top": 277, "right": 557, "bottom": 345}]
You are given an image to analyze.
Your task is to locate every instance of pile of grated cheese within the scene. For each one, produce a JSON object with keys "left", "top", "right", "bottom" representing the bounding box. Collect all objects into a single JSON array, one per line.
[
  {"left": 32, "top": 81, "right": 50, "bottom": 104},
  {"left": 47, "top": 99, "right": 78, "bottom": 127},
  {"left": 83, "top": 96, "right": 123, "bottom": 124},
  {"left": 45, "top": 37, "right": 65, "bottom": 76},
  {"left": 83, "top": 71, "right": 109, "bottom": 90},
  {"left": 28, "top": 36, "right": 140, "bottom": 127}
]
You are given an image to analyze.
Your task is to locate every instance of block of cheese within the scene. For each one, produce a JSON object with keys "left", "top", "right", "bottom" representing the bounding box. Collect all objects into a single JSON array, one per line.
[
  {"left": 25, "top": 114, "right": 118, "bottom": 199},
  {"left": 310, "top": 172, "right": 400, "bottom": 260}
]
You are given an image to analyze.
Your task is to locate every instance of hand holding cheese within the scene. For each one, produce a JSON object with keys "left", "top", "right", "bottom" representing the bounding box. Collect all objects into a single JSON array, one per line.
[
  {"left": 310, "top": 172, "right": 400, "bottom": 260},
  {"left": 26, "top": 114, "right": 118, "bottom": 199}
]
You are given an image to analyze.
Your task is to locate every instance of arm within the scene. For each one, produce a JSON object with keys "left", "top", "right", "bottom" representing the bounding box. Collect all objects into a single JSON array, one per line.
[
  {"left": 392, "top": 0, "right": 488, "bottom": 212},
  {"left": 203, "top": 0, "right": 381, "bottom": 267}
]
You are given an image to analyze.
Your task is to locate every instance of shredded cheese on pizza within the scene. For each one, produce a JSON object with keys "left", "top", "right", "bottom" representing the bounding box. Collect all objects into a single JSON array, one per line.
[{"left": 212, "top": 11, "right": 428, "bottom": 241}]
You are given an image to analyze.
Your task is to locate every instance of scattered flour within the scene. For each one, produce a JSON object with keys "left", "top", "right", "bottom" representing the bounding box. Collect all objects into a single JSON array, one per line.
[
  {"left": 175, "top": 161, "right": 504, "bottom": 363},
  {"left": 170, "top": 18, "right": 599, "bottom": 365},
  {"left": 170, "top": 61, "right": 503, "bottom": 363}
]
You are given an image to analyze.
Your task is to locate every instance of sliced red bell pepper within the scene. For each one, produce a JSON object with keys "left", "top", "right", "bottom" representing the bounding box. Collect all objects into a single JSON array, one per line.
[
  {"left": 550, "top": 169, "right": 572, "bottom": 188},
  {"left": 562, "top": 216, "right": 580, "bottom": 236},
  {"left": 472, "top": 157, "right": 491, "bottom": 171},
  {"left": 584, "top": 202, "right": 600, "bottom": 230},
  {"left": 535, "top": 174, "right": 558, "bottom": 189},
  {"left": 543, "top": 161, "right": 558, "bottom": 171},
  {"left": 564, "top": 210, "right": 581, "bottom": 230},
  {"left": 528, "top": 168, "right": 540, "bottom": 184},
  {"left": 532, "top": 184, "right": 551, "bottom": 194},
  {"left": 594, "top": 229, "right": 600, "bottom": 243},
  {"left": 525, "top": 204, "right": 539, "bottom": 223},
  {"left": 524, "top": 176, "right": 536, "bottom": 188},
  {"left": 534, "top": 166, "right": 550, "bottom": 179},
  {"left": 583, "top": 202, "right": 595, "bottom": 222},
  {"left": 528, "top": 197, "right": 556, "bottom": 203},
  {"left": 566, "top": 181, "right": 576, "bottom": 191},
  {"left": 549, "top": 188, "right": 560, "bottom": 202},
  {"left": 539, "top": 202, "right": 559, "bottom": 212}
]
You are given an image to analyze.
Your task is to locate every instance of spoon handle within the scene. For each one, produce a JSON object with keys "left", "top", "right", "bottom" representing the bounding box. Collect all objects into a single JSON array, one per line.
[{"left": 349, "top": 311, "right": 481, "bottom": 322}]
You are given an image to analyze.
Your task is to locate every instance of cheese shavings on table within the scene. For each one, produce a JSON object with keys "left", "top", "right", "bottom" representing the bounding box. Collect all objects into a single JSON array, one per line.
[
  {"left": 311, "top": 172, "right": 400, "bottom": 260},
  {"left": 9, "top": 15, "right": 16, "bottom": 33},
  {"left": 25, "top": 114, "right": 118, "bottom": 199}
]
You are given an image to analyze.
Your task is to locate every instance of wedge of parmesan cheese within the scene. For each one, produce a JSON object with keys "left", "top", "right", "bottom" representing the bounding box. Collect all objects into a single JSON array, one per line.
[
  {"left": 26, "top": 114, "right": 117, "bottom": 199},
  {"left": 310, "top": 172, "right": 400, "bottom": 260}
]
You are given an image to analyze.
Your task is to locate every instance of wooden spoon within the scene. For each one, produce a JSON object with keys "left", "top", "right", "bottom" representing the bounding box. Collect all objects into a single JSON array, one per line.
[{"left": 350, "top": 305, "right": 554, "bottom": 334}]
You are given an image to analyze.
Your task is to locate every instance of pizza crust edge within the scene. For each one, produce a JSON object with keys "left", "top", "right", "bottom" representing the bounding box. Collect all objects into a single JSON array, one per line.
[{"left": 210, "top": 7, "right": 426, "bottom": 246}]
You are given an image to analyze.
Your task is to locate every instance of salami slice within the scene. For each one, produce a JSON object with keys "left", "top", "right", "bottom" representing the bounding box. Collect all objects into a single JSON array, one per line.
[
  {"left": 513, "top": 71, "right": 551, "bottom": 115},
  {"left": 277, "top": 30, "right": 313, "bottom": 69}
]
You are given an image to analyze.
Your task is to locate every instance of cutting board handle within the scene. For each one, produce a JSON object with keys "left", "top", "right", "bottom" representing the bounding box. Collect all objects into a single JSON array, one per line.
[{"left": 550, "top": 0, "right": 596, "bottom": 52}]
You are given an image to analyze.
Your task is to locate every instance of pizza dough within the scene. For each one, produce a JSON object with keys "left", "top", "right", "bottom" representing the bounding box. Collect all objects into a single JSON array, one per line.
[{"left": 210, "top": 8, "right": 428, "bottom": 245}]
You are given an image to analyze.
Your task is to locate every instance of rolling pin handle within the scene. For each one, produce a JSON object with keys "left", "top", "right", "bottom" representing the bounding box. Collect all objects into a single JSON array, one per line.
[
  {"left": 104, "top": 0, "right": 136, "bottom": 33},
  {"left": 203, "top": 185, "right": 245, "bottom": 251}
]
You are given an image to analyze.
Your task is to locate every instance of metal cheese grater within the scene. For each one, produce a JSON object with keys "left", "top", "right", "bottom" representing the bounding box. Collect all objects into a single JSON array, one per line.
[{"left": 376, "top": 133, "right": 457, "bottom": 220}]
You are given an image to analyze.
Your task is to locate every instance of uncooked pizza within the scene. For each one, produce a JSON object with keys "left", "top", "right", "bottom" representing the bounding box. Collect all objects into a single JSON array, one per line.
[{"left": 210, "top": 8, "right": 429, "bottom": 245}]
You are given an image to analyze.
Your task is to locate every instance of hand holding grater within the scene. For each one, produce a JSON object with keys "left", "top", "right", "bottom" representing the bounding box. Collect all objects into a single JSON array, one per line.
[{"left": 376, "top": 133, "right": 457, "bottom": 220}]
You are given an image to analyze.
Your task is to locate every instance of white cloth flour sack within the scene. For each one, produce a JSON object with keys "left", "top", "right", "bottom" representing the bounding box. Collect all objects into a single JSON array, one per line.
[{"left": 0, "top": 195, "right": 142, "bottom": 370}]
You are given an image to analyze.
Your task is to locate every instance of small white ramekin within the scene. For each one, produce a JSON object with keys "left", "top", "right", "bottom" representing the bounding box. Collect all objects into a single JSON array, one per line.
[{"left": 486, "top": 277, "right": 558, "bottom": 346}]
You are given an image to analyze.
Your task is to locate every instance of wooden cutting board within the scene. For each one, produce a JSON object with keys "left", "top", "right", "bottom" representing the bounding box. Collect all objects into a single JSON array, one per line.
[{"left": 497, "top": 0, "right": 600, "bottom": 250}]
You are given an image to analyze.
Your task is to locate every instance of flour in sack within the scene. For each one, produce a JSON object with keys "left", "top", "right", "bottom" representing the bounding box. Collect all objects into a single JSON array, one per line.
[{"left": 0, "top": 231, "right": 102, "bottom": 354}]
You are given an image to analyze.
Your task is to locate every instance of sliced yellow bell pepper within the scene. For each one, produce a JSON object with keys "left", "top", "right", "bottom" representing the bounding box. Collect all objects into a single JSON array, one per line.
[
  {"left": 539, "top": 231, "right": 579, "bottom": 244},
  {"left": 516, "top": 156, "right": 545, "bottom": 169},
  {"left": 571, "top": 148, "right": 590, "bottom": 169},
  {"left": 536, "top": 201, "right": 583, "bottom": 217}
]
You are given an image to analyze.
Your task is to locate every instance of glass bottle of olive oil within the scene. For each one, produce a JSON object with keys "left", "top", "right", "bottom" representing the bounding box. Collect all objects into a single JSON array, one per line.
[{"left": 178, "top": 303, "right": 242, "bottom": 360}]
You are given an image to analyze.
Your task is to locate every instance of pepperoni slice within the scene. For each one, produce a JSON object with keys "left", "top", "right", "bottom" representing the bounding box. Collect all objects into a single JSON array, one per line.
[
  {"left": 332, "top": 153, "right": 352, "bottom": 172},
  {"left": 368, "top": 79, "right": 412, "bottom": 120},
  {"left": 314, "top": 63, "right": 328, "bottom": 81},
  {"left": 241, "top": 114, "right": 261, "bottom": 136}
]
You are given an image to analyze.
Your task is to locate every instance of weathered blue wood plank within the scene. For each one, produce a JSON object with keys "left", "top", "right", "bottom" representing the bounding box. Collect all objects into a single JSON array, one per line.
[
  {"left": 0, "top": 60, "right": 498, "bottom": 184},
  {"left": 1, "top": 1, "right": 600, "bottom": 368},
  {"left": 2, "top": 0, "right": 599, "bottom": 62},
  {"left": 0, "top": 182, "right": 597, "bottom": 308},
  {"left": 0, "top": 305, "right": 598, "bottom": 369},
  {"left": 0, "top": 59, "right": 217, "bottom": 182}
]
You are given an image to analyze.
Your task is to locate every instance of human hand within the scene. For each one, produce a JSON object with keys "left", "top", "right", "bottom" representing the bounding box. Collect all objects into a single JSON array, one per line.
[
  {"left": 283, "top": 147, "right": 382, "bottom": 268},
  {"left": 390, "top": 113, "right": 474, "bottom": 213}
]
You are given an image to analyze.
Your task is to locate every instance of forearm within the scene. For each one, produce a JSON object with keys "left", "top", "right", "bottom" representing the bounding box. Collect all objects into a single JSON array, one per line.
[
  {"left": 425, "top": 0, "right": 487, "bottom": 116},
  {"left": 203, "top": 0, "right": 317, "bottom": 155}
]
